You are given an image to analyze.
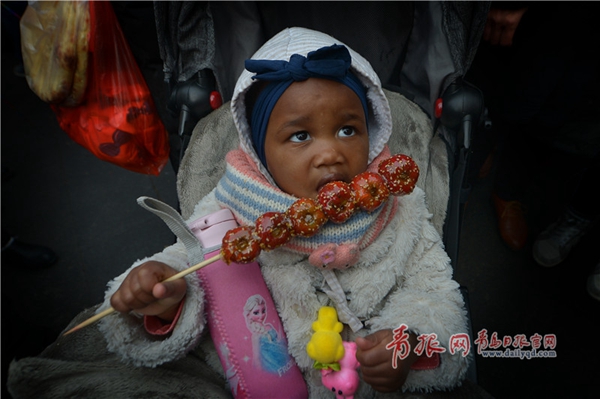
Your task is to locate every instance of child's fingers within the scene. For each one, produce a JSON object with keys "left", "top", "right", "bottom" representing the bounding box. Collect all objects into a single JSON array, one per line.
[
  {"left": 355, "top": 329, "right": 393, "bottom": 366},
  {"left": 360, "top": 360, "right": 405, "bottom": 393},
  {"left": 359, "top": 349, "right": 408, "bottom": 393},
  {"left": 152, "top": 279, "right": 187, "bottom": 300},
  {"left": 110, "top": 261, "right": 182, "bottom": 313},
  {"left": 110, "top": 286, "right": 153, "bottom": 313},
  {"left": 355, "top": 335, "right": 377, "bottom": 351},
  {"left": 135, "top": 262, "right": 173, "bottom": 291}
]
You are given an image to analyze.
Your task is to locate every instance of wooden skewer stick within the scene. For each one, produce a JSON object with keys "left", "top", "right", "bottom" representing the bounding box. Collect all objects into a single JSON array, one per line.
[{"left": 63, "top": 253, "right": 223, "bottom": 336}]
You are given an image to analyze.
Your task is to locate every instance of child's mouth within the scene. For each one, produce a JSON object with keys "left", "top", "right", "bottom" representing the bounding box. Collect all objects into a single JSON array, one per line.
[{"left": 316, "top": 173, "right": 347, "bottom": 193}]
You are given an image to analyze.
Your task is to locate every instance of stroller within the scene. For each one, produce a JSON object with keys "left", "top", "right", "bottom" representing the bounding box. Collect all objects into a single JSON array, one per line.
[
  {"left": 171, "top": 0, "right": 489, "bottom": 384},
  {"left": 7, "top": 2, "right": 491, "bottom": 398},
  {"left": 162, "top": 1, "right": 489, "bottom": 266}
]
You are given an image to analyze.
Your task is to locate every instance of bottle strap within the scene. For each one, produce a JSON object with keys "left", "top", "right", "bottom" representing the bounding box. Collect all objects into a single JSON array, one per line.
[{"left": 136, "top": 196, "right": 205, "bottom": 265}]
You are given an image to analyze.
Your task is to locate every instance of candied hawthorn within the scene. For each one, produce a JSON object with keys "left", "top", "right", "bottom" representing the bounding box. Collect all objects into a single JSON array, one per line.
[
  {"left": 351, "top": 171, "right": 390, "bottom": 212},
  {"left": 221, "top": 226, "right": 261, "bottom": 264},
  {"left": 287, "top": 198, "right": 328, "bottom": 237},
  {"left": 255, "top": 211, "right": 293, "bottom": 250},
  {"left": 317, "top": 181, "right": 357, "bottom": 224},
  {"left": 378, "top": 154, "right": 420, "bottom": 195}
]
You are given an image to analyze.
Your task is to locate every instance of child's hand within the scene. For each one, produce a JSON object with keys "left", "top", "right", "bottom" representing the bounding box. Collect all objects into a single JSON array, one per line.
[
  {"left": 355, "top": 329, "right": 418, "bottom": 392},
  {"left": 110, "top": 261, "right": 187, "bottom": 322}
]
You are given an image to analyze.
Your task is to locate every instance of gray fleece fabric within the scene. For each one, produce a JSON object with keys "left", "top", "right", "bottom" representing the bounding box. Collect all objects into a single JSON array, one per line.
[{"left": 7, "top": 310, "right": 492, "bottom": 398}]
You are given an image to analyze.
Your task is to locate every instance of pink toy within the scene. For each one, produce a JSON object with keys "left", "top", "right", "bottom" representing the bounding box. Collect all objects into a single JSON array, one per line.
[
  {"left": 321, "top": 341, "right": 360, "bottom": 399},
  {"left": 308, "top": 243, "right": 360, "bottom": 270}
]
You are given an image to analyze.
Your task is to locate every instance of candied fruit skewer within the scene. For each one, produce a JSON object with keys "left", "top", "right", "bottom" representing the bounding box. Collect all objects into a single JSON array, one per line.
[
  {"left": 287, "top": 198, "right": 328, "bottom": 237},
  {"left": 378, "top": 154, "right": 420, "bottom": 195},
  {"left": 221, "top": 225, "right": 262, "bottom": 264},
  {"left": 352, "top": 171, "right": 390, "bottom": 212},
  {"left": 222, "top": 153, "right": 420, "bottom": 262},
  {"left": 255, "top": 212, "right": 294, "bottom": 250},
  {"left": 64, "top": 154, "right": 419, "bottom": 334},
  {"left": 317, "top": 181, "right": 357, "bottom": 224}
]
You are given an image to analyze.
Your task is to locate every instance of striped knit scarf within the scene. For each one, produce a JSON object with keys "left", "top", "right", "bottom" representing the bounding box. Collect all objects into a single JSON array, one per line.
[{"left": 215, "top": 147, "right": 397, "bottom": 257}]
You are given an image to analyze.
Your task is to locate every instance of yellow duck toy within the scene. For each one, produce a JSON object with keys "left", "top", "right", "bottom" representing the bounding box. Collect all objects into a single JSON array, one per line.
[{"left": 306, "top": 306, "right": 345, "bottom": 369}]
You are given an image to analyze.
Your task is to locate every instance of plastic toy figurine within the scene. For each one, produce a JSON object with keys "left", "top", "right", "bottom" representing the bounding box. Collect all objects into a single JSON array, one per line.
[
  {"left": 306, "top": 307, "right": 361, "bottom": 398},
  {"left": 306, "top": 306, "right": 345, "bottom": 369},
  {"left": 321, "top": 341, "right": 360, "bottom": 399}
]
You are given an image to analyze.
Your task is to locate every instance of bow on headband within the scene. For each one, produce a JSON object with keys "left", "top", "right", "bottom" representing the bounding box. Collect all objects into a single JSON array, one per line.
[
  {"left": 246, "top": 44, "right": 353, "bottom": 82},
  {"left": 245, "top": 44, "right": 369, "bottom": 168}
]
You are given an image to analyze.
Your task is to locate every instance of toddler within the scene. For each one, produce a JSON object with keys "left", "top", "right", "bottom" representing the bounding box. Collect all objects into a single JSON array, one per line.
[{"left": 102, "top": 27, "right": 470, "bottom": 396}]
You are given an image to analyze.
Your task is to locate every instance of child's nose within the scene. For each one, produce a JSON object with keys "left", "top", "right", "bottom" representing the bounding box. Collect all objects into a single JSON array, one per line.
[{"left": 314, "top": 143, "right": 344, "bottom": 167}]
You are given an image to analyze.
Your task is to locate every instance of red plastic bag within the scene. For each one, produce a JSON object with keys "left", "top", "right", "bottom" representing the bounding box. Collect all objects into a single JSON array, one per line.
[{"left": 50, "top": 1, "right": 169, "bottom": 175}]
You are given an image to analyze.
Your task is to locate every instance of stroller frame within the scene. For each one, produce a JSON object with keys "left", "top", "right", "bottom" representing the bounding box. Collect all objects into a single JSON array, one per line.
[{"left": 168, "top": 0, "right": 491, "bottom": 386}]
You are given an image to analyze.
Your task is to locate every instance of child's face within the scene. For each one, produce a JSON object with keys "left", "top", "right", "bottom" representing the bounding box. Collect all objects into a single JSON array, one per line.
[
  {"left": 249, "top": 302, "right": 267, "bottom": 324},
  {"left": 263, "top": 78, "right": 369, "bottom": 199}
]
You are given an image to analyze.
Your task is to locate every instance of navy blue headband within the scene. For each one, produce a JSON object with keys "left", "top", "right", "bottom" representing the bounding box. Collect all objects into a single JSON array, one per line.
[{"left": 245, "top": 44, "right": 369, "bottom": 168}]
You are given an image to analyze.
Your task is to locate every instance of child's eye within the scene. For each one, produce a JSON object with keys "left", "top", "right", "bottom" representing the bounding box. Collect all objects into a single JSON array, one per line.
[
  {"left": 290, "top": 131, "right": 310, "bottom": 142},
  {"left": 338, "top": 126, "right": 356, "bottom": 137}
]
